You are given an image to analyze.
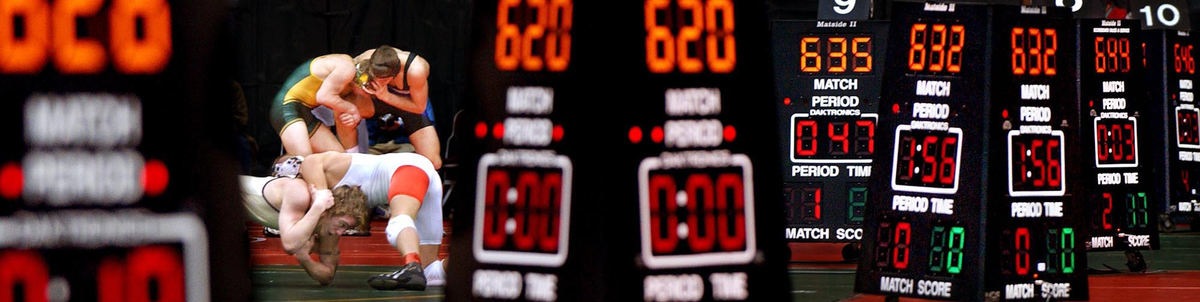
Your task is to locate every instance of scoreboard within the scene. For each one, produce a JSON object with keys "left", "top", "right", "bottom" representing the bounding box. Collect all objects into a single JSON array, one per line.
[
  {"left": 1077, "top": 18, "right": 1160, "bottom": 251},
  {"left": 772, "top": 20, "right": 889, "bottom": 243},
  {"left": 449, "top": 1, "right": 789, "bottom": 301},
  {"left": 856, "top": 2, "right": 1089, "bottom": 300},
  {"left": 0, "top": 0, "right": 240, "bottom": 301},
  {"left": 1142, "top": 29, "right": 1200, "bottom": 220}
]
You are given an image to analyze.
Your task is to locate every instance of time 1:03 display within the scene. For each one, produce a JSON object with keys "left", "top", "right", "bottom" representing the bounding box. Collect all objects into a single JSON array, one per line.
[
  {"left": 1094, "top": 118, "right": 1138, "bottom": 166},
  {"left": 799, "top": 35, "right": 873, "bottom": 73},
  {"left": 907, "top": 23, "right": 965, "bottom": 73},
  {"left": 875, "top": 221, "right": 965, "bottom": 274}
]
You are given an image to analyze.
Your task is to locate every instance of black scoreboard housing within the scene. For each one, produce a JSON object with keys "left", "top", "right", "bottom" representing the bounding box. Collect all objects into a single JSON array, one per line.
[
  {"left": 856, "top": 2, "right": 1089, "bottom": 300},
  {"left": 1076, "top": 18, "right": 1162, "bottom": 251},
  {"left": 1142, "top": 29, "right": 1200, "bottom": 222},
  {"left": 772, "top": 20, "right": 889, "bottom": 243}
]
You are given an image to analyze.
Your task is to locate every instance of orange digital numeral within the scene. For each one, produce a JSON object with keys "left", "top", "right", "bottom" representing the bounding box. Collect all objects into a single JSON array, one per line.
[
  {"left": 828, "top": 37, "right": 846, "bottom": 73},
  {"left": 545, "top": 0, "right": 571, "bottom": 71},
  {"left": 1012, "top": 28, "right": 1025, "bottom": 75},
  {"left": 520, "top": 0, "right": 547, "bottom": 71},
  {"left": 852, "top": 37, "right": 871, "bottom": 72},
  {"left": 644, "top": 0, "right": 735, "bottom": 73},
  {"left": 1044, "top": 29, "right": 1057, "bottom": 75},
  {"left": 0, "top": 0, "right": 172, "bottom": 74},
  {"left": 928, "top": 24, "right": 947, "bottom": 72},
  {"left": 947, "top": 25, "right": 964, "bottom": 72},
  {"left": 495, "top": 0, "right": 521, "bottom": 70},
  {"left": 908, "top": 23, "right": 926, "bottom": 71},
  {"left": 800, "top": 37, "right": 820, "bottom": 72}
]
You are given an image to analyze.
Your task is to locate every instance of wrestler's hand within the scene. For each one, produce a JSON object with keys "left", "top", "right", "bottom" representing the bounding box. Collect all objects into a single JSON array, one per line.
[
  {"left": 337, "top": 107, "right": 361, "bottom": 128},
  {"left": 310, "top": 185, "right": 335, "bottom": 213}
]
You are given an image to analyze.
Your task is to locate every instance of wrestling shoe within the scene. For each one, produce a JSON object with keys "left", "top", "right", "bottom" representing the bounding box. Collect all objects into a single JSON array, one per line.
[
  {"left": 368, "top": 262, "right": 426, "bottom": 290},
  {"left": 425, "top": 260, "right": 445, "bottom": 287}
]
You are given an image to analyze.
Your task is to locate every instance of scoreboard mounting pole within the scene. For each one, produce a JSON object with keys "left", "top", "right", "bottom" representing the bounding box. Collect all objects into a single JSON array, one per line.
[{"left": 856, "top": 1, "right": 1089, "bottom": 300}]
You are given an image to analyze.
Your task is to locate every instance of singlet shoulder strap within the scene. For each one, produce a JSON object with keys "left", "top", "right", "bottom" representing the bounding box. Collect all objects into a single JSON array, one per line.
[{"left": 402, "top": 53, "right": 417, "bottom": 91}]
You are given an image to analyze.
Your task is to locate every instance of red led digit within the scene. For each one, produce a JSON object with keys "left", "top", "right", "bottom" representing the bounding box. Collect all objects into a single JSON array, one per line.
[
  {"left": 495, "top": 0, "right": 521, "bottom": 70},
  {"left": 98, "top": 257, "right": 125, "bottom": 302},
  {"left": 796, "top": 120, "right": 818, "bottom": 156},
  {"left": 1015, "top": 228, "right": 1031, "bottom": 275},
  {"left": 483, "top": 170, "right": 510, "bottom": 249},
  {"left": 800, "top": 37, "right": 821, "bottom": 73},
  {"left": 704, "top": 0, "right": 736, "bottom": 73},
  {"left": 676, "top": 0, "right": 703, "bottom": 73},
  {"left": 921, "top": 136, "right": 938, "bottom": 184},
  {"left": 110, "top": 0, "right": 173, "bottom": 74},
  {"left": 520, "top": 0, "right": 547, "bottom": 71},
  {"left": 829, "top": 122, "right": 849, "bottom": 155},
  {"left": 1044, "top": 29, "right": 1057, "bottom": 75},
  {"left": 1102, "top": 192, "right": 1113, "bottom": 229},
  {"left": 1188, "top": 45, "right": 1195, "bottom": 74},
  {"left": 1017, "top": 141, "right": 1029, "bottom": 184},
  {"left": 1123, "top": 123, "right": 1136, "bottom": 161},
  {"left": 1031, "top": 139, "right": 1045, "bottom": 187},
  {"left": 512, "top": 171, "right": 540, "bottom": 251},
  {"left": 125, "top": 246, "right": 184, "bottom": 302},
  {"left": 539, "top": 172, "right": 562, "bottom": 252},
  {"left": 939, "top": 136, "right": 958, "bottom": 185},
  {"left": 53, "top": 0, "right": 106, "bottom": 74},
  {"left": 1095, "top": 37, "right": 1107, "bottom": 73},
  {"left": 1096, "top": 124, "right": 1109, "bottom": 161},
  {"left": 649, "top": 174, "right": 678, "bottom": 253},
  {"left": 686, "top": 173, "right": 716, "bottom": 253},
  {"left": 908, "top": 23, "right": 927, "bottom": 71},
  {"left": 829, "top": 37, "right": 847, "bottom": 73},
  {"left": 1118, "top": 38, "right": 1130, "bottom": 72},
  {"left": 716, "top": 173, "right": 745, "bottom": 251},
  {"left": 0, "top": 0, "right": 49, "bottom": 73},
  {"left": 947, "top": 25, "right": 964, "bottom": 72},
  {"left": 893, "top": 222, "right": 911, "bottom": 269},
  {"left": 545, "top": 0, "right": 571, "bottom": 71},
  {"left": 1047, "top": 138, "right": 1061, "bottom": 188},
  {"left": 900, "top": 135, "right": 917, "bottom": 181},
  {"left": 1012, "top": 28, "right": 1025, "bottom": 75},
  {"left": 1107, "top": 38, "right": 1119, "bottom": 72},
  {"left": 855, "top": 120, "right": 875, "bottom": 155},
  {"left": 928, "top": 24, "right": 947, "bottom": 72},
  {"left": 1028, "top": 28, "right": 1042, "bottom": 75},
  {"left": 0, "top": 250, "right": 49, "bottom": 302},
  {"left": 852, "top": 37, "right": 872, "bottom": 72},
  {"left": 1176, "top": 43, "right": 1184, "bottom": 73},
  {"left": 644, "top": 0, "right": 673, "bottom": 73}
]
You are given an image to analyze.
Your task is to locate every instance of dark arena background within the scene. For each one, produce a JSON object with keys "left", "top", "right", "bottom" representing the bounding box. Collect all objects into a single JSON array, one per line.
[{"left": 1, "top": 0, "right": 1200, "bottom": 301}]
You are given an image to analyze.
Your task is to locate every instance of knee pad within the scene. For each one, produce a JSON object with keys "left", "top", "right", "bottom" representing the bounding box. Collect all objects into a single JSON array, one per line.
[{"left": 386, "top": 214, "right": 417, "bottom": 246}]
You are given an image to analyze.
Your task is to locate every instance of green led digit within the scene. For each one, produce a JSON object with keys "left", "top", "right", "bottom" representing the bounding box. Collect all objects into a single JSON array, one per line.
[
  {"left": 848, "top": 187, "right": 867, "bottom": 223},
  {"left": 1128, "top": 192, "right": 1149, "bottom": 227},
  {"left": 1046, "top": 228, "right": 1061, "bottom": 273},
  {"left": 1061, "top": 228, "right": 1075, "bottom": 273},
  {"left": 929, "top": 226, "right": 946, "bottom": 272},
  {"left": 946, "top": 226, "right": 965, "bottom": 274}
]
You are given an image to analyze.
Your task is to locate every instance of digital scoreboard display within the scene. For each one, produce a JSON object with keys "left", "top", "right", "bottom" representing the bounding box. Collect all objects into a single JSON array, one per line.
[
  {"left": 984, "top": 5, "right": 1087, "bottom": 300},
  {"left": 772, "top": 20, "right": 888, "bottom": 243},
  {"left": 451, "top": 0, "right": 579, "bottom": 301},
  {"left": 856, "top": 2, "right": 1088, "bottom": 300},
  {"left": 0, "top": 0, "right": 236, "bottom": 301},
  {"left": 1142, "top": 29, "right": 1200, "bottom": 219},
  {"left": 449, "top": 1, "right": 788, "bottom": 301},
  {"left": 1077, "top": 18, "right": 1160, "bottom": 251}
]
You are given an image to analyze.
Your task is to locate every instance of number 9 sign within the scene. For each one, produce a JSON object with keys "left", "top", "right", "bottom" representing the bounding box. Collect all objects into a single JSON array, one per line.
[{"left": 638, "top": 154, "right": 757, "bottom": 269}]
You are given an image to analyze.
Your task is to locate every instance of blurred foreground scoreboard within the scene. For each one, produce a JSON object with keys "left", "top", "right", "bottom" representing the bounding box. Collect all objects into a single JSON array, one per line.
[
  {"left": 0, "top": 0, "right": 244, "bottom": 302},
  {"left": 771, "top": 18, "right": 888, "bottom": 243},
  {"left": 856, "top": 1, "right": 1088, "bottom": 300},
  {"left": 449, "top": 0, "right": 790, "bottom": 301}
]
